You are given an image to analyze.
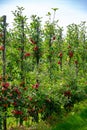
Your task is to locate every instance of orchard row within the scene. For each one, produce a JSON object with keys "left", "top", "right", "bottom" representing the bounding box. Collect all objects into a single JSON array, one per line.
[{"left": 0, "top": 6, "right": 87, "bottom": 129}]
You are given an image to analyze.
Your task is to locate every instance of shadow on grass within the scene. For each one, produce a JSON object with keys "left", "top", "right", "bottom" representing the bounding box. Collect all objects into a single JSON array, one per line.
[{"left": 52, "top": 107, "right": 87, "bottom": 130}]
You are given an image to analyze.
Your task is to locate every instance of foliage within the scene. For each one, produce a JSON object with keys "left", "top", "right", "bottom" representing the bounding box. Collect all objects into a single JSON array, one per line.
[
  {"left": 0, "top": 6, "right": 87, "bottom": 129},
  {"left": 52, "top": 100, "right": 87, "bottom": 130}
]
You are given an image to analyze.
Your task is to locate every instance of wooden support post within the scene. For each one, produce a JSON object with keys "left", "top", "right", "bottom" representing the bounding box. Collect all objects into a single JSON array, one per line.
[
  {"left": 2, "top": 15, "right": 7, "bottom": 130},
  {"left": 20, "top": 19, "right": 25, "bottom": 125}
]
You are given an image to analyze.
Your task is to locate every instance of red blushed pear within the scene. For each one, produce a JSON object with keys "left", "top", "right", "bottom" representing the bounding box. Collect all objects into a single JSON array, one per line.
[
  {"left": 23, "top": 87, "right": 28, "bottom": 91},
  {"left": 0, "top": 45, "right": 4, "bottom": 51},
  {"left": 5, "top": 82, "right": 10, "bottom": 88},
  {"left": 33, "top": 46, "right": 38, "bottom": 51},
  {"left": 69, "top": 51, "right": 73, "bottom": 58},
  {"left": 59, "top": 52, "right": 63, "bottom": 58},
  {"left": 1, "top": 82, "right": 10, "bottom": 88},
  {"left": 24, "top": 52, "right": 30, "bottom": 57},
  {"left": 32, "top": 83, "right": 39, "bottom": 89},
  {"left": 53, "top": 36, "right": 56, "bottom": 40},
  {"left": 30, "top": 38, "right": 36, "bottom": 44},
  {"left": 13, "top": 87, "right": 21, "bottom": 95},
  {"left": 29, "top": 97, "right": 33, "bottom": 101},
  {"left": 64, "top": 90, "right": 71, "bottom": 97},
  {"left": 58, "top": 61, "right": 61, "bottom": 65},
  {"left": 12, "top": 102, "right": 17, "bottom": 106},
  {"left": 12, "top": 110, "right": 22, "bottom": 115},
  {"left": 74, "top": 60, "right": 78, "bottom": 65},
  {"left": 0, "top": 33, "right": 3, "bottom": 37}
]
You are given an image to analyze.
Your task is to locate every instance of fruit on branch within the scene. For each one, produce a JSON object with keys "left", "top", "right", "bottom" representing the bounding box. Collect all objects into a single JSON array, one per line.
[
  {"left": 1, "top": 82, "right": 10, "bottom": 88},
  {"left": 32, "top": 83, "right": 39, "bottom": 89},
  {"left": 28, "top": 97, "right": 33, "bottom": 101},
  {"left": 59, "top": 52, "right": 63, "bottom": 58},
  {"left": 12, "top": 110, "right": 23, "bottom": 115},
  {"left": 0, "top": 33, "right": 3, "bottom": 38},
  {"left": 64, "top": 90, "right": 71, "bottom": 97},
  {"left": 33, "top": 46, "right": 38, "bottom": 51},
  {"left": 52, "top": 36, "right": 56, "bottom": 40},
  {"left": 0, "top": 45, "right": 4, "bottom": 51},
  {"left": 68, "top": 51, "right": 73, "bottom": 58},
  {"left": 30, "top": 38, "right": 36, "bottom": 44},
  {"left": 24, "top": 52, "right": 30, "bottom": 57},
  {"left": 74, "top": 60, "right": 78, "bottom": 65},
  {"left": 58, "top": 61, "right": 61, "bottom": 65},
  {"left": 12, "top": 101, "right": 17, "bottom": 106},
  {"left": 13, "top": 87, "right": 21, "bottom": 95}
]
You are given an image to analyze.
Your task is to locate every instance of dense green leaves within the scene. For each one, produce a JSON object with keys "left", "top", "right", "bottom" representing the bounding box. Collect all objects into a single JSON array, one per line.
[{"left": 0, "top": 6, "right": 87, "bottom": 129}]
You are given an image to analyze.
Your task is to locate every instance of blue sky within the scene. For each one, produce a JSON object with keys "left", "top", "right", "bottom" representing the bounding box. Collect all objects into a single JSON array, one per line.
[{"left": 0, "top": 0, "right": 87, "bottom": 33}]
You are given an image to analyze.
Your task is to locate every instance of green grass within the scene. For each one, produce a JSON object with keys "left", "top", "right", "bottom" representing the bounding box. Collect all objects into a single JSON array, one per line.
[
  {"left": 8, "top": 100, "right": 87, "bottom": 130},
  {"left": 52, "top": 100, "right": 87, "bottom": 130}
]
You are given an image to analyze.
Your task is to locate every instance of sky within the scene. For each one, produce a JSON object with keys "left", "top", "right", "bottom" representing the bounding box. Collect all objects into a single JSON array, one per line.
[{"left": 0, "top": 0, "right": 87, "bottom": 34}]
